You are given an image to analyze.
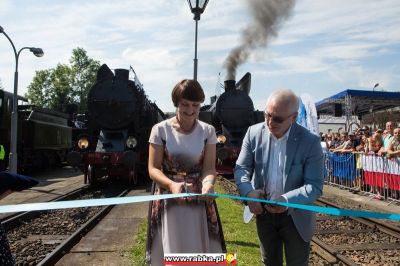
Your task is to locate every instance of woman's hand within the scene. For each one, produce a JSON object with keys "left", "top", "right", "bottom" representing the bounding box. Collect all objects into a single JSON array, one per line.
[
  {"left": 168, "top": 181, "right": 192, "bottom": 204},
  {"left": 169, "top": 181, "right": 184, "bottom": 194},
  {"left": 201, "top": 181, "right": 215, "bottom": 204}
]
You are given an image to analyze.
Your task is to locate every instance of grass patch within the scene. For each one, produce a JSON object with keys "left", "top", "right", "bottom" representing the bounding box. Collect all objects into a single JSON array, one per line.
[
  {"left": 129, "top": 220, "right": 148, "bottom": 266},
  {"left": 214, "top": 183, "right": 263, "bottom": 266},
  {"left": 130, "top": 181, "right": 263, "bottom": 265}
]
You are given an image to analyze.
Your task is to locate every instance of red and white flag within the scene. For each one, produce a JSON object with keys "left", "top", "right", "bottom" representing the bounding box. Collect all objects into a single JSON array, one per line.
[{"left": 361, "top": 155, "right": 400, "bottom": 190}]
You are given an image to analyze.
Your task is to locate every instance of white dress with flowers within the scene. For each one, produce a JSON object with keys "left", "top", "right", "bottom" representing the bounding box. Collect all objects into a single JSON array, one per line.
[{"left": 146, "top": 118, "right": 226, "bottom": 265}]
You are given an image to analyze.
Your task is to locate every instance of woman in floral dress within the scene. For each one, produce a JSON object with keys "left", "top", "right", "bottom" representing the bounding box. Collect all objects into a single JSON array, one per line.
[{"left": 146, "top": 79, "right": 226, "bottom": 265}]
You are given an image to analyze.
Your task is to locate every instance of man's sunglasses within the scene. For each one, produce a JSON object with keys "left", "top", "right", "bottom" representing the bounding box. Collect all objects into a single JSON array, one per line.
[{"left": 264, "top": 112, "right": 294, "bottom": 124}]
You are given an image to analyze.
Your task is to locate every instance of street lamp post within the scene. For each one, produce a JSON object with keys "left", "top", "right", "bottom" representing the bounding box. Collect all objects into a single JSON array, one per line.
[
  {"left": 187, "top": 0, "right": 209, "bottom": 81},
  {"left": 0, "top": 25, "right": 44, "bottom": 173},
  {"left": 371, "top": 83, "right": 379, "bottom": 129},
  {"left": 372, "top": 83, "right": 379, "bottom": 92}
]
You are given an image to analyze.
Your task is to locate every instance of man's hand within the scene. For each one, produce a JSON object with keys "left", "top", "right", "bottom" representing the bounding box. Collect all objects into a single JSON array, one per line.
[
  {"left": 264, "top": 195, "right": 288, "bottom": 214},
  {"left": 246, "top": 189, "right": 265, "bottom": 215}
]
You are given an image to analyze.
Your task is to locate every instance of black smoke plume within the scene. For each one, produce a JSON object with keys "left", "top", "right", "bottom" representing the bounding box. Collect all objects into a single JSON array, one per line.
[{"left": 224, "top": 0, "right": 295, "bottom": 80}]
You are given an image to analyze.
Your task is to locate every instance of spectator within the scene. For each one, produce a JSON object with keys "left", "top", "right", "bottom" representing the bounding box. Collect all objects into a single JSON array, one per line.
[
  {"left": 329, "top": 133, "right": 341, "bottom": 150},
  {"left": 338, "top": 132, "right": 358, "bottom": 153},
  {"left": 383, "top": 121, "right": 395, "bottom": 151},
  {"left": 365, "top": 133, "right": 385, "bottom": 199},
  {"left": 331, "top": 132, "right": 354, "bottom": 152},
  {"left": 355, "top": 136, "right": 367, "bottom": 153},
  {"left": 387, "top": 128, "right": 400, "bottom": 158},
  {"left": 366, "top": 133, "right": 384, "bottom": 155},
  {"left": 362, "top": 126, "right": 371, "bottom": 138},
  {"left": 320, "top": 134, "right": 329, "bottom": 153}
]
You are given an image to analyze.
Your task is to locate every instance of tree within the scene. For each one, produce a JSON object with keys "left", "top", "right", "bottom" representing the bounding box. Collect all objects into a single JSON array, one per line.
[
  {"left": 70, "top": 47, "right": 100, "bottom": 112},
  {"left": 26, "top": 47, "right": 100, "bottom": 112},
  {"left": 49, "top": 64, "right": 73, "bottom": 111},
  {"left": 26, "top": 69, "right": 53, "bottom": 108}
]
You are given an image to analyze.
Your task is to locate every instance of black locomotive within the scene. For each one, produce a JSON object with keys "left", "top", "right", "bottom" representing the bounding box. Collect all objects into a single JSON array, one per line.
[
  {"left": 67, "top": 64, "right": 165, "bottom": 185},
  {"left": 199, "top": 72, "right": 264, "bottom": 175},
  {"left": 0, "top": 89, "right": 72, "bottom": 171}
]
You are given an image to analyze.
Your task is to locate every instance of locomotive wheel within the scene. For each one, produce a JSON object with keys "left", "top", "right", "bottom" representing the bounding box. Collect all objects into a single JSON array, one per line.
[{"left": 87, "top": 164, "right": 97, "bottom": 186}]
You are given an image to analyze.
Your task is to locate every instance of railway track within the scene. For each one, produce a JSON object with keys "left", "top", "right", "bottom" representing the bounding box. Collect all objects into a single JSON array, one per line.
[
  {"left": 218, "top": 176, "right": 400, "bottom": 265},
  {"left": 3, "top": 184, "right": 129, "bottom": 265},
  {"left": 0, "top": 185, "right": 89, "bottom": 224},
  {"left": 312, "top": 199, "right": 400, "bottom": 265}
]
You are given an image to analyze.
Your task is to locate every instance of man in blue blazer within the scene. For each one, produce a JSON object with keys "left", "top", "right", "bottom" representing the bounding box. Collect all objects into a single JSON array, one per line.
[{"left": 234, "top": 89, "right": 324, "bottom": 266}]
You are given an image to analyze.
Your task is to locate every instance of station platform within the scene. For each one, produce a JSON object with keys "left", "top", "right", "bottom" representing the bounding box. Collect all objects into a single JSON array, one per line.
[{"left": 0, "top": 167, "right": 84, "bottom": 220}]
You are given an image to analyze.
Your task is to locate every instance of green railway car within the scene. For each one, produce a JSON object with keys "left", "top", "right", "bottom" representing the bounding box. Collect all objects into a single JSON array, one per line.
[{"left": 0, "top": 89, "right": 72, "bottom": 171}]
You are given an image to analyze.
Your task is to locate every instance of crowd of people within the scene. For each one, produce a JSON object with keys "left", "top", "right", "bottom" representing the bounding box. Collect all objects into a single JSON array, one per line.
[
  {"left": 320, "top": 121, "right": 400, "bottom": 201},
  {"left": 320, "top": 121, "right": 400, "bottom": 157}
]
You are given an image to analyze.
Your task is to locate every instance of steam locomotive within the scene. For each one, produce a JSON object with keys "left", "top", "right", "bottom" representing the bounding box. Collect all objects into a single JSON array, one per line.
[
  {"left": 199, "top": 72, "right": 264, "bottom": 175},
  {"left": 0, "top": 89, "right": 72, "bottom": 171},
  {"left": 67, "top": 64, "right": 165, "bottom": 185}
]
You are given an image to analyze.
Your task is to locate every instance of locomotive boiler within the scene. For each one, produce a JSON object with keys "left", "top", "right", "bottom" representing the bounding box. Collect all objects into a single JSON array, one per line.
[
  {"left": 199, "top": 72, "right": 264, "bottom": 175},
  {"left": 67, "top": 64, "right": 165, "bottom": 185}
]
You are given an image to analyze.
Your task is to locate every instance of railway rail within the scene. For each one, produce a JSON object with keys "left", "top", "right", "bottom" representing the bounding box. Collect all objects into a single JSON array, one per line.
[
  {"left": 0, "top": 185, "right": 89, "bottom": 224},
  {"left": 3, "top": 184, "right": 129, "bottom": 265},
  {"left": 312, "top": 199, "right": 400, "bottom": 265}
]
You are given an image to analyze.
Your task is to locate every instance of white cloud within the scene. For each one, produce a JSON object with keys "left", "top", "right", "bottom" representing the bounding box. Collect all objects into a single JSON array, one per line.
[{"left": 1, "top": 0, "right": 400, "bottom": 112}]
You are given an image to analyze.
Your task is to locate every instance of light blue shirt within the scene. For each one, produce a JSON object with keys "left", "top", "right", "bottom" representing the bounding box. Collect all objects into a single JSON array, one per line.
[{"left": 266, "top": 126, "right": 291, "bottom": 201}]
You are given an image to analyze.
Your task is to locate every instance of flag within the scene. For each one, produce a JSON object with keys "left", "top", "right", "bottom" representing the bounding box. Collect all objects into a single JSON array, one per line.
[{"left": 361, "top": 155, "right": 400, "bottom": 190}]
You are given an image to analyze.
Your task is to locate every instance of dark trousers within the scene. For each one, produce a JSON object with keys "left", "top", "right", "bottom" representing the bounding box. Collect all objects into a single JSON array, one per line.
[{"left": 256, "top": 212, "right": 310, "bottom": 266}]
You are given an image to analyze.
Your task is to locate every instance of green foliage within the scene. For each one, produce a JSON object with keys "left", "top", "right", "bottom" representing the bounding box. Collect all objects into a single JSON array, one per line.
[
  {"left": 130, "top": 221, "right": 148, "bottom": 266},
  {"left": 26, "top": 47, "right": 100, "bottom": 112},
  {"left": 214, "top": 183, "right": 264, "bottom": 266},
  {"left": 69, "top": 47, "right": 100, "bottom": 112}
]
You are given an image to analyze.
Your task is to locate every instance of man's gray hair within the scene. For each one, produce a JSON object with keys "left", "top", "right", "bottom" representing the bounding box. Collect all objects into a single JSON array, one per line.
[{"left": 265, "top": 89, "right": 299, "bottom": 114}]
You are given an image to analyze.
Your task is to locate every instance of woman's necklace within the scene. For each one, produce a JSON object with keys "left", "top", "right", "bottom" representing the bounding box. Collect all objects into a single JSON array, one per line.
[{"left": 176, "top": 115, "right": 196, "bottom": 134}]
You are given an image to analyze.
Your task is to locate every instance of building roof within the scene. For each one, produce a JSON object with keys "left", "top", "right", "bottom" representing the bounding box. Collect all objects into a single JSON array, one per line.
[{"left": 316, "top": 89, "right": 400, "bottom": 116}]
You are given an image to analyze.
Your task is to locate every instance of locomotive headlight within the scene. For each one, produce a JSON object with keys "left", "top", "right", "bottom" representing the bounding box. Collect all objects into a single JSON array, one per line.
[
  {"left": 78, "top": 137, "right": 89, "bottom": 149},
  {"left": 217, "top": 134, "right": 226, "bottom": 144},
  {"left": 126, "top": 136, "right": 137, "bottom": 149}
]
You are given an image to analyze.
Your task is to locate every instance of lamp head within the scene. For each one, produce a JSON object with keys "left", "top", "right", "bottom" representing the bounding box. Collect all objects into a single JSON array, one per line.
[
  {"left": 0, "top": 26, "right": 4, "bottom": 33},
  {"left": 373, "top": 83, "right": 379, "bottom": 89},
  {"left": 30, "top": 47, "right": 44, "bottom": 57},
  {"left": 187, "top": 0, "right": 209, "bottom": 20}
]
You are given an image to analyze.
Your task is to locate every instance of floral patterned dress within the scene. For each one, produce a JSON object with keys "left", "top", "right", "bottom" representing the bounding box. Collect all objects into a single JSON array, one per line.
[{"left": 146, "top": 118, "right": 226, "bottom": 265}]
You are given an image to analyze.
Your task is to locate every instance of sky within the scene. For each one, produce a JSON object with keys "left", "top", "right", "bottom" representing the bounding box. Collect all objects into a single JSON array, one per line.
[{"left": 1, "top": 0, "right": 400, "bottom": 112}]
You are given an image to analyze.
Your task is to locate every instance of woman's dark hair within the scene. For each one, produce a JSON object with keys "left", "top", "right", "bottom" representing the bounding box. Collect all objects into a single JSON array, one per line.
[{"left": 171, "top": 79, "right": 205, "bottom": 107}]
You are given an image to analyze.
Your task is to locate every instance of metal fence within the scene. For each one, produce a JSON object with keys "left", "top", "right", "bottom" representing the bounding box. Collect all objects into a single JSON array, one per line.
[{"left": 324, "top": 152, "right": 400, "bottom": 203}]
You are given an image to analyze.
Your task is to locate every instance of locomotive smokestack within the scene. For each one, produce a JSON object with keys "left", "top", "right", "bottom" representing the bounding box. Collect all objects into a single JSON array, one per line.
[
  {"left": 224, "top": 80, "right": 236, "bottom": 92},
  {"left": 114, "top": 69, "right": 129, "bottom": 80},
  {"left": 223, "top": 0, "right": 295, "bottom": 80}
]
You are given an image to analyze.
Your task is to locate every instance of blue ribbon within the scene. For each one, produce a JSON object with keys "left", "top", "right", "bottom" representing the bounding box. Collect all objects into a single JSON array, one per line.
[
  {"left": 0, "top": 192, "right": 399, "bottom": 221},
  {"left": 0, "top": 193, "right": 188, "bottom": 213},
  {"left": 212, "top": 193, "right": 400, "bottom": 221}
]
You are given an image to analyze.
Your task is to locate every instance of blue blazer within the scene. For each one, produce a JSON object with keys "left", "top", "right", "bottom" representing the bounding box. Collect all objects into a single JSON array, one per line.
[{"left": 234, "top": 122, "right": 324, "bottom": 241}]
